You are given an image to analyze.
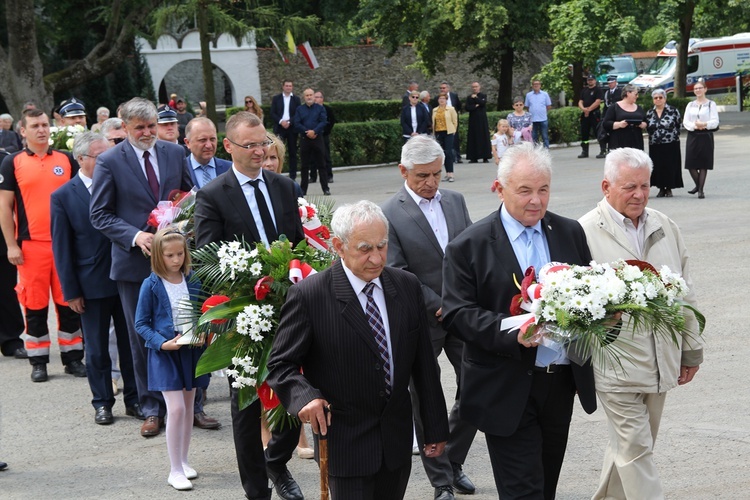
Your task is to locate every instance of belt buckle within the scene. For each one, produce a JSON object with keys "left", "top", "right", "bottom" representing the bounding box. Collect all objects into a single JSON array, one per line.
[{"left": 546, "top": 364, "right": 556, "bottom": 374}]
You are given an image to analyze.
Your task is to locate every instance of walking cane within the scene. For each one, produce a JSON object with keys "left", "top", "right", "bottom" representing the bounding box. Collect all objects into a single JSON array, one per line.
[{"left": 319, "top": 404, "right": 330, "bottom": 500}]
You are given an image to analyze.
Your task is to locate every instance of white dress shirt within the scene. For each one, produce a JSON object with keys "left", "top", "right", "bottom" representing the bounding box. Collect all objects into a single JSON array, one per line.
[
  {"left": 128, "top": 141, "right": 160, "bottom": 183},
  {"left": 232, "top": 166, "right": 278, "bottom": 247},
  {"left": 281, "top": 93, "right": 293, "bottom": 123},
  {"left": 79, "top": 171, "right": 93, "bottom": 194},
  {"left": 404, "top": 182, "right": 449, "bottom": 251}
]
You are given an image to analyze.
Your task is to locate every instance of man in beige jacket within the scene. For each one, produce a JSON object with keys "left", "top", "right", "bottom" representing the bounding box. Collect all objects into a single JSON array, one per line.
[{"left": 578, "top": 147, "right": 704, "bottom": 500}]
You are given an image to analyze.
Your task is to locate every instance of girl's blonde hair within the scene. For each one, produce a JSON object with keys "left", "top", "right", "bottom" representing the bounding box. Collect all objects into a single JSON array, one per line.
[
  {"left": 151, "top": 228, "right": 191, "bottom": 278},
  {"left": 496, "top": 119, "right": 512, "bottom": 138}
]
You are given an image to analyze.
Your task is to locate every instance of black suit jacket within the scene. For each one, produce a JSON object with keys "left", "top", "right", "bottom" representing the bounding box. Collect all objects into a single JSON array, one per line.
[
  {"left": 441, "top": 208, "right": 596, "bottom": 437},
  {"left": 400, "top": 104, "right": 430, "bottom": 136},
  {"left": 603, "top": 87, "right": 622, "bottom": 111},
  {"left": 267, "top": 261, "right": 449, "bottom": 477},
  {"left": 0, "top": 129, "right": 22, "bottom": 154},
  {"left": 270, "top": 93, "right": 301, "bottom": 136},
  {"left": 193, "top": 168, "right": 303, "bottom": 248}
]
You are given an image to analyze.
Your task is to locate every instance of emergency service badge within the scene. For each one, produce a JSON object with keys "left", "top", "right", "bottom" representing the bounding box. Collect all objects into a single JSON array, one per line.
[{"left": 53, "top": 166, "right": 65, "bottom": 176}]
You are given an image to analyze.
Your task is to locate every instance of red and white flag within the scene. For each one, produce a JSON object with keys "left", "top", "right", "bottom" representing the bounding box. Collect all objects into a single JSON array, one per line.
[
  {"left": 269, "top": 37, "right": 289, "bottom": 63},
  {"left": 297, "top": 41, "right": 320, "bottom": 70}
]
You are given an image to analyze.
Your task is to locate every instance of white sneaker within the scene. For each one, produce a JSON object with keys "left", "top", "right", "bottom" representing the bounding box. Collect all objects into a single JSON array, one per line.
[
  {"left": 183, "top": 465, "right": 198, "bottom": 480},
  {"left": 168, "top": 474, "right": 193, "bottom": 491}
]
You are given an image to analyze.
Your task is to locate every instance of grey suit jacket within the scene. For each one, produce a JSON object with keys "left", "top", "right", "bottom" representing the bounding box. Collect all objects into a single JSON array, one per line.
[
  {"left": 381, "top": 186, "right": 472, "bottom": 331},
  {"left": 90, "top": 139, "right": 194, "bottom": 282}
]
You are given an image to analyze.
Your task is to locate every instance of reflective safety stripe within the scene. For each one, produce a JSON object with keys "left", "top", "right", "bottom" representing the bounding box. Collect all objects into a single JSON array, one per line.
[
  {"left": 58, "top": 329, "right": 83, "bottom": 352},
  {"left": 23, "top": 333, "right": 51, "bottom": 356}
]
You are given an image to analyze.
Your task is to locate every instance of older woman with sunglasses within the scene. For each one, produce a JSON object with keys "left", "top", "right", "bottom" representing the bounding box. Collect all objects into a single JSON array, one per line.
[
  {"left": 683, "top": 79, "right": 719, "bottom": 199},
  {"left": 602, "top": 84, "right": 646, "bottom": 150},
  {"left": 646, "top": 89, "right": 683, "bottom": 197},
  {"left": 506, "top": 96, "right": 533, "bottom": 144}
]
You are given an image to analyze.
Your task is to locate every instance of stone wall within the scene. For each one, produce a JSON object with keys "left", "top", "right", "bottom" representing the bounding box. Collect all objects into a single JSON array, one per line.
[{"left": 255, "top": 44, "right": 552, "bottom": 108}]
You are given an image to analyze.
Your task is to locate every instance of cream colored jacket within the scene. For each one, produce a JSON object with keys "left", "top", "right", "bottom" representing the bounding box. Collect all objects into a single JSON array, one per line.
[{"left": 579, "top": 199, "right": 704, "bottom": 393}]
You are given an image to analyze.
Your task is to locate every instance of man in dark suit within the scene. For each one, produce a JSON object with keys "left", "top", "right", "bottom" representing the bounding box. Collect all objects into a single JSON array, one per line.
[
  {"left": 0, "top": 113, "right": 22, "bottom": 154},
  {"left": 51, "top": 132, "right": 138, "bottom": 425},
  {"left": 598, "top": 75, "right": 622, "bottom": 158},
  {"left": 313, "top": 91, "right": 335, "bottom": 184},
  {"left": 267, "top": 200, "right": 449, "bottom": 500},
  {"left": 90, "top": 97, "right": 194, "bottom": 437},
  {"left": 184, "top": 117, "right": 231, "bottom": 189},
  {"left": 441, "top": 143, "right": 597, "bottom": 499},
  {"left": 400, "top": 91, "right": 430, "bottom": 144},
  {"left": 381, "top": 135, "right": 475, "bottom": 500},
  {"left": 270, "top": 80, "right": 301, "bottom": 180},
  {"left": 293, "top": 88, "right": 330, "bottom": 196},
  {"left": 437, "top": 82, "right": 462, "bottom": 163},
  {"left": 193, "top": 111, "right": 305, "bottom": 500}
]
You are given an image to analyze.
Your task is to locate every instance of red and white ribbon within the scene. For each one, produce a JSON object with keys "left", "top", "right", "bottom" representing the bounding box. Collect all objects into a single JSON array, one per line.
[{"left": 288, "top": 259, "right": 317, "bottom": 283}]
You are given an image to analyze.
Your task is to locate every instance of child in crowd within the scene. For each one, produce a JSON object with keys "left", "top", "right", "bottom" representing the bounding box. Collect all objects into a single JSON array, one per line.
[
  {"left": 135, "top": 229, "right": 208, "bottom": 491},
  {"left": 491, "top": 119, "right": 513, "bottom": 165}
]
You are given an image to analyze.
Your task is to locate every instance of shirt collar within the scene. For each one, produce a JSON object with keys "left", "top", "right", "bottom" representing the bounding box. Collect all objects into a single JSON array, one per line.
[
  {"left": 128, "top": 140, "right": 156, "bottom": 158},
  {"left": 500, "top": 204, "right": 543, "bottom": 242},
  {"left": 603, "top": 197, "right": 648, "bottom": 229},
  {"left": 403, "top": 181, "right": 441, "bottom": 204},
  {"left": 232, "top": 165, "right": 263, "bottom": 184},
  {"left": 341, "top": 260, "right": 382, "bottom": 296},
  {"left": 78, "top": 170, "right": 93, "bottom": 190},
  {"left": 190, "top": 154, "right": 215, "bottom": 170}
]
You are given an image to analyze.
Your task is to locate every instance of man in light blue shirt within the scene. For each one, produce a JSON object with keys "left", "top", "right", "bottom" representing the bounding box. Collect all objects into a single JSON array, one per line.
[{"left": 524, "top": 80, "right": 553, "bottom": 148}]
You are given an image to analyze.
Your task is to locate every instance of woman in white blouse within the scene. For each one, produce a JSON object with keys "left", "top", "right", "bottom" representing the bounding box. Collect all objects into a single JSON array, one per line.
[{"left": 682, "top": 78, "right": 719, "bottom": 199}]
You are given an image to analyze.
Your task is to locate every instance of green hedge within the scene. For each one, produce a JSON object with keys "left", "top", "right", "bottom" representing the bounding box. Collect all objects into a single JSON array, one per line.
[{"left": 217, "top": 106, "right": 590, "bottom": 167}]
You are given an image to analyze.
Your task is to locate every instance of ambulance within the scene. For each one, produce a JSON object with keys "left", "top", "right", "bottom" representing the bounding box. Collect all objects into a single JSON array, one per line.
[{"left": 630, "top": 32, "right": 750, "bottom": 94}]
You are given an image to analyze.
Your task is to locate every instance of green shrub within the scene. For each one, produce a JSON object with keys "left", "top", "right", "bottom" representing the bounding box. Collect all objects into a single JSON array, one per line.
[
  {"left": 329, "top": 120, "right": 402, "bottom": 166},
  {"left": 548, "top": 107, "right": 582, "bottom": 144}
]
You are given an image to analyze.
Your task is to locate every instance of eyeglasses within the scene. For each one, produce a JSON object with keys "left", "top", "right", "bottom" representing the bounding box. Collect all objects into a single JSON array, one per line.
[
  {"left": 108, "top": 137, "right": 125, "bottom": 144},
  {"left": 652, "top": 96, "right": 664, "bottom": 100},
  {"left": 513, "top": 103, "right": 524, "bottom": 106},
  {"left": 245, "top": 101, "right": 253, "bottom": 104},
  {"left": 83, "top": 154, "right": 101, "bottom": 159},
  {"left": 226, "top": 136, "right": 273, "bottom": 150}
]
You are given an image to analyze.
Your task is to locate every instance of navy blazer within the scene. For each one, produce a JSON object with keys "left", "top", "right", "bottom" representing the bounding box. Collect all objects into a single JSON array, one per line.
[
  {"left": 270, "top": 93, "right": 301, "bottom": 135},
  {"left": 400, "top": 104, "right": 430, "bottom": 136},
  {"left": 90, "top": 139, "right": 194, "bottom": 283},
  {"left": 135, "top": 272, "right": 201, "bottom": 351},
  {"left": 186, "top": 156, "right": 232, "bottom": 188},
  {"left": 442, "top": 209, "right": 597, "bottom": 436},
  {"left": 51, "top": 175, "right": 118, "bottom": 301}
]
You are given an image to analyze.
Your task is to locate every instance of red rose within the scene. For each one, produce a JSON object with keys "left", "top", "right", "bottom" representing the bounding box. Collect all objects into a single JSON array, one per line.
[
  {"left": 520, "top": 266, "right": 536, "bottom": 302},
  {"left": 257, "top": 381, "right": 280, "bottom": 410},
  {"left": 254, "top": 276, "right": 274, "bottom": 300},
  {"left": 201, "top": 295, "right": 230, "bottom": 325},
  {"left": 306, "top": 206, "right": 316, "bottom": 219}
]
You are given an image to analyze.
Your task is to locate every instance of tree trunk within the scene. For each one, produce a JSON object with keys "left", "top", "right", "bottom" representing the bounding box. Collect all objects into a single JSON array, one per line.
[
  {"left": 498, "top": 45, "right": 515, "bottom": 110},
  {"left": 0, "top": 0, "right": 50, "bottom": 115},
  {"left": 197, "top": 1, "right": 218, "bottom": 126},
  {"left": 675, "top": 0, "right": 696, "bottom": 98}
]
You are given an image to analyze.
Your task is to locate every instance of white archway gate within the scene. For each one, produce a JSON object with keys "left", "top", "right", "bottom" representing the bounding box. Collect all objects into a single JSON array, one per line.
[{"left": 137, "top": 30, "right": 262, "bottom": 108}]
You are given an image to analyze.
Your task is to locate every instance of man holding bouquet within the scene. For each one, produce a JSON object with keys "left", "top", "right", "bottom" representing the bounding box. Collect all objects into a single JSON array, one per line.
[
  {"left": 579, "top": 147, "right": 704, "bottom": 500},
  {"left": 442, "top": 142, "right": 597, "bottom": 499}
]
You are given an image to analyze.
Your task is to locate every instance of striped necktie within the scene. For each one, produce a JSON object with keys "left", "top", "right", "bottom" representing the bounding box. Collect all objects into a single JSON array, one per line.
[{"left": 363, "top": 282, "right": 391, "bottom": 395}]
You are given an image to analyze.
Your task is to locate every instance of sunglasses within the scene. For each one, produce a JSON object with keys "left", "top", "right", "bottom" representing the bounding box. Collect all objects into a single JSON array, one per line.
[
  {"left": 245, "top": 101, "right": 253, "bottom": 104},
  {"left": 653, "top": 96, "right": 664, "bottom": 100},
  {"left": 108, "top": 137, "right": 125, "bottom": 144}
]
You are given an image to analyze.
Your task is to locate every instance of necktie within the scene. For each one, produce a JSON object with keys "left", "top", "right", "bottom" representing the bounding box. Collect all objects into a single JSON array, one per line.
[
  {"left": 201, "top": 164, "right": 212, "bottom": 188},
  {"left": 363, "top": 282, "right": 392, "bottom": 395},
  {"left": 248, "top": 179, "right": 278, "bottom": 242},
  {"left": 142, "top": 151, "right": 159, "bottom": 200},
  {"left": 525, "top": 227, "right": 542, "bottom": 275}
]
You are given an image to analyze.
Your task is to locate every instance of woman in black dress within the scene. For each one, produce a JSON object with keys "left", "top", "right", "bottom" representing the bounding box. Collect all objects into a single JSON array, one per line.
[
  {"left": 646, "top": 89, "right": 683, "bottom": 197},
  {"left": 602, "top": 84, "right": 647, "bottom": 150},
  {"left": 683, "top": 79, "right": 719, "bottom": 199}
]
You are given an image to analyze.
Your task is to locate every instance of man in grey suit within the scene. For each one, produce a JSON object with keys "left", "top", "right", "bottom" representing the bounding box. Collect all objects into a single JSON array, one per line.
[
  {"left": 268, "top": 200, "right": 449, "bottom": 500},
  {"left": 90, "top": 97, "right": 194, "bottom": 437},
  {"left": 381, "top": 135, "right": 476, "bottom": 500}
]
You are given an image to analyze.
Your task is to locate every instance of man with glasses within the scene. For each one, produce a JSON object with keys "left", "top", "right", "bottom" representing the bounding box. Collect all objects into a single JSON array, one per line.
[
  {"left": 51, "top": 132, "right": 138, "bottom": 425},
  {"left": 90, "top": 97, "right": 194, "bottom": 437},
  {"left": 194, "top": 111, "right": 305, "bottom": 500},
  {"left": 100, "top": 117, "right": 127, "bottom": 147},
  {"left": 400, "top": 91, "right": 430, "bottom": 144}
]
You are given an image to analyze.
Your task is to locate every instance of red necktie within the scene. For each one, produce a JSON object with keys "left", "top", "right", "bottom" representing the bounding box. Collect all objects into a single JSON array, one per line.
[{"left": 142, "top": 151, "right": 159, "bottom": 200}]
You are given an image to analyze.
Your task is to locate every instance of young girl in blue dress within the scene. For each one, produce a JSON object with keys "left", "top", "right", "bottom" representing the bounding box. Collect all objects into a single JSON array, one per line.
[{"left": 135, "top": 229, "right": 208, "bottom": 491}]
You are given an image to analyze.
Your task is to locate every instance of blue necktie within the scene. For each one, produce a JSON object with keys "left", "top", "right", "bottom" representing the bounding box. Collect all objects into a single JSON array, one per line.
[
  {"left": 201, "top": 164, "right": 213, "bottom": 188},
  {"left": 525, "top": 227, "right": 542, "bottom": 275}
]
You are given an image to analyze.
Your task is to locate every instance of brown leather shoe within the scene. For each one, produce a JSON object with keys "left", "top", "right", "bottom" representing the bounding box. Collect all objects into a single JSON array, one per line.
[
  {"left": 193, "top": 411, "right": 220, "bottom": 429},
  {"left": 140, "top": 416, "right": 162, "bottom": 437}
]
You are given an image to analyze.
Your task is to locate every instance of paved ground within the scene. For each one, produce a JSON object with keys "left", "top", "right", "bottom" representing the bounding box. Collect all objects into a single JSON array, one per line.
[{"left": 1, "top": 113, "right": 749, "bottom": 499}]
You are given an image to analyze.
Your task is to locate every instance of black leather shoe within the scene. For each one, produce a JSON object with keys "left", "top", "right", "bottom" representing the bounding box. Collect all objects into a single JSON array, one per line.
[
  {"left": 328, "top": 177, "right": 334, "bottom": 183},
  {"left": 596, "top": 152, "right": 607, "bottom": 158},
  {"left": 435, "top": 485, "right": 455, "bottom": 500},
  {"left": 31, "top": 364, "right": 48, "bottom": 382},
  {"left": 0, "top": 461, "right": 7, "bottom": 471},
  {"left": 125, "top": 403, "right": 146, "bottom": 420},
  {"left": 323, "top": 189, "right": 331, "bottom": 196},
  {"left": 267, "top": 468, "right": 304, "bottom": 500},
  {"left": 64, "top": 360, "right": 87, "bottom": 377},
  {"left": 13, "top": 347, "right": 28, "bottom": 359},
  {"left": 309, "top": 176, "right": 317, "bottom": 183},
  {"left": 95, "top": 406, "right": 114, "bottom": 425},
  {"left": 452, "top": 462, "right": 476, "bottom": 494}
]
